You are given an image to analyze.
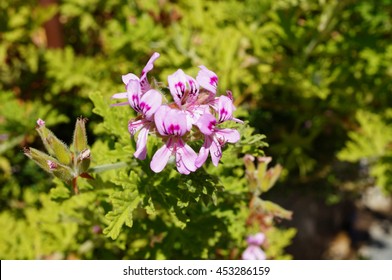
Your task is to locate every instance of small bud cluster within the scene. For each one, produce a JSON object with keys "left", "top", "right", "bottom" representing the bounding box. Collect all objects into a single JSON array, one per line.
[
  {"left": 112, "top": 52, "right": 242, "bottom": 174},
  {"left": 24, "top": 118, "right": 91, "bottom": 193}
]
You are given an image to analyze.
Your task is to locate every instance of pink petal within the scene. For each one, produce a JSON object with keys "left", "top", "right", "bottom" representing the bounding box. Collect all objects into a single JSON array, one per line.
[
  {"left": 196, "top": 113, "right": 216, "bottom": 136},
  {"left": 195, "top": 136, "right": 213, "bottom": 168},
  {"left": 140, "top": 52, "right": 160, "bottom": 92},
  {"left": 242, "top": 246, "right": 266, "bottom": 260},
  {"left": 128, "top": 119, "right": 145, "bottom": 136},
  {"left": 111, "top": 92, "right": 127, "bottom": 99},
  {"left": 210, "top": 138, "right": 222, "bottom": 166},
  {"left": 134, "top": 126, "right": 149, "bottom": 160},
  {"left": 126, "top": 79, "right": 142, "bottom": 112},
  {"left": 139, "top": 89, "right": 162, "bottom": 120},
  {"left": 176, "top": 139, "right": 197, "bottom": 174},
  {"left": 122, "top": 73, "right": 139, "bottom": 86},
  {"left": 246, "top": 233, "right": 265, "bottom": 246},
  {"left": 168, "top": 69, "right": 187, "bottom": 106},
  {"left": 154, "top": 105, "right": 170, "bottom": 136},
  {"left": 185, "top": 74, "right": 199, "bottom": 103},
  {"left": 196, "top": 65, "right": 218, "bottom": 95},
  {"left": 150, "top": 139, "right": 173, "bottom": 173},
  {"left": 217, "top": 95, "right": 234, "bottom": 123},
  {"left": 155, "top": 107, "right": 188, "bottom": 137},
  {"left": 215, "top": 128, "right": 240, "bottom": 143}
]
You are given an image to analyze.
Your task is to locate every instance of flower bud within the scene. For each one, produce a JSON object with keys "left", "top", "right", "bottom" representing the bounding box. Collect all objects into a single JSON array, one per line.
[
  {"left": 72, "top": 117, "right": 88, "bottom": 154},
  {"left": 36, "top": 122, "right": 72, "bottom": 165}
]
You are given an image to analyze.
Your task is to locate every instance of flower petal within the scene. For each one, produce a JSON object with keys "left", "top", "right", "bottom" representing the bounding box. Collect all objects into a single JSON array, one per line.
[
  {"left": 111, "top": 92, "right": 128, "bottom": 100},
  {"left": 242, "top": 246, "right": 266, "bottom": 260},
  {"left": 176, "top": 139, "right": 197, "bottom": 174},
  {"left": 134, "top": 126, "right": 149, "bottom": 160},
  {"left": 154, "top": 105, "right": 170, "bottom": 136},
  {"left": 195, "top": 136, "right": 213, "bottom": 168},
  {"left": 185, "top": 74, "right": 199, "bottom": 103},
  {"left": 196, "top": 113, "right": 216, "bottom": 136},
  {"left": 217, "top": 95, "right": 234, "bottom": 123},
  {"left": 140, "top": 52, "right": 160, "bottom": 92},
  {"left": 155, "top": 106, "right": 188, "bottom": 137},
  {"left": 215, "top": 128, "right": 240, "bottom": 143},
  {"left": 139, "top": 89, "right": 162, "bottom": 119},
  {"left": 246, "top": 233, "right": 265, "bottom": 246},
  {"left": 122, "top": 73, "right": 139, "bottom": 86},
  {"left": 210, "top": 138, "right": 222, "bottom": 166},
  {"left": 126, "top": 79, "right": 142, "bottom": 112},
  {"left": 196, "top": 65, "right": 218, "bottom": 95},
  {"left": 168, "top": 69, "right": 187, "bottom": 106},
  {"left": 128, "top": 119, "right": 145, "bottom": 136},
  {"left": 150, "top": 139, "right": 173, "bottom": 173}
]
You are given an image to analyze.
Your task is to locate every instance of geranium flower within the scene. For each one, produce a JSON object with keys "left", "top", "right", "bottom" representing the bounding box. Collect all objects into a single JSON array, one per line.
[
  {"left": 196, "top": 95, "right": 240, "bottom": 167},
  {"left": 150, "top": 106, "right": 197, "bottom": 174}
]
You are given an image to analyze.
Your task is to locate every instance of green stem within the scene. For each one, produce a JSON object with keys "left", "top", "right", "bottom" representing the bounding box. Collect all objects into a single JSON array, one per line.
[{"left": 88, "top": 162, "right": 128, "bottom": 173}]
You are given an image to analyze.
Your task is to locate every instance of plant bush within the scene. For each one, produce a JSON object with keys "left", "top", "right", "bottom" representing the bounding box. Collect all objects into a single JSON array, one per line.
[{"left": 1, "top": 0, "right": 391, "bottom": 259}]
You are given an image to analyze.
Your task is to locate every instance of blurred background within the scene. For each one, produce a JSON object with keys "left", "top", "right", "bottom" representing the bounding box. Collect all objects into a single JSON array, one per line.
[{"left": 1, "top": 0, "right": 392, "bottom": 259}]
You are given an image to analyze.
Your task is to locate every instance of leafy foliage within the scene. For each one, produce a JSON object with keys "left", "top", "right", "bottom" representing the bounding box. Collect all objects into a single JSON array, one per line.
[{"left": 2, "top": 0, "right": 391, "bottom": 260}]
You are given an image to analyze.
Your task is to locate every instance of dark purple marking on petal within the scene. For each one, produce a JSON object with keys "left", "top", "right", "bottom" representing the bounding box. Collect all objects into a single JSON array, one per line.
[
  {"left": 210, "top": 76, "right": 218, "bottom": 86},
  {"left": 219, "top": 108, "right": 228, "bottom": 122},
  {"left": 208, "top": 120, "right": 217, "bottom": 131}
]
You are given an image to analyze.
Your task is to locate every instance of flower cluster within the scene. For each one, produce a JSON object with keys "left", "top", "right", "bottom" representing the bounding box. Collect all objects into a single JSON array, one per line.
[{"left": 112, "top": 52, "right": 242, "bottom": 174}]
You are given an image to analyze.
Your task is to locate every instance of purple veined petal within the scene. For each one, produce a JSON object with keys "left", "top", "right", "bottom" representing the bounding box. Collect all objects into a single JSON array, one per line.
[
  {"left": 246, "top": 232, "right": 265, "bottom": 246},
  {"left": 215, "top": 128, "right": 240, "bottom": 144},
  {"left": 176, "top": 139, "right": 197, "bottom": 174},
  {"left": 134, "top": 126, "right": 150, "bottom": 160},
  {"left": 242, "top": 245, "right": 266, "bottom": 260},
  {"left": 126, "top": 79, "right": 142, "bottom": 112},
  {"left": 210, "top": 137, "right": 222, "bottom": 166},
  {"left": 139, "top": 89, "right": 162, "bottom": 120},
  {"left": 128, "top": 119, "right": 145, "bottom": 136},
  {"left": 195, "top": 136, "right": 213, "bottom": 168},
  {"left": 196, "top": 112, "right": 216, "bottom": 136},
  {"left": 122, "top": 73, "right": 139, "bottom": 86},
  {"left": 168, "top": 69, "right": 188, "bottom": 106},
  {"left": 157, "top": 107, "right": 188, "bottom": 136},
  {"left": 150, "top": 138, "right": 173, "bottom": 173},
  {"left": 185, "top": 74, "right": 199, "bottom": 103},
  {"left": 140, "top": 52, "right": 160, "bottom": 92},
  {"left": 217, "top": 95, "right": 235, "bottom": 123},
  {"left": 154, "top": 105, "right": 171, "bottom": 136},
  {"left": 196, "top": 65, "right": 218, "bottom": 95}
]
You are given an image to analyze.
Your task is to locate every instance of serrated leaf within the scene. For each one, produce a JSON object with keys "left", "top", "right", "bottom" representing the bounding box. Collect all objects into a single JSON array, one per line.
[{"left": 103, "top": 190, "right": 141, "bottom": 240}]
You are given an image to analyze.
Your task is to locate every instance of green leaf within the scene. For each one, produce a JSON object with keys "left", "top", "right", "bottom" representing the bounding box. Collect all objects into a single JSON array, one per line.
[{"left": 103, "top": 190, "right": 141, "bottom": 240}]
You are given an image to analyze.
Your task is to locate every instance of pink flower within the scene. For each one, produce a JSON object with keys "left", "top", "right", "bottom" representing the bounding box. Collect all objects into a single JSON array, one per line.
[
  {"left": 242, "top": 233, "right": 266, "bottom": 260},
  {"left": 126, "top": 80, "right": 162, "bottom": 160},
  {"left": 111, "top": 53, "right": 162, "bottom": 160},
  {"left": 168, "top": 69, "right": 199, "bottom": 107},
  {"left": 195, "top": 96, "right": 240, "bottom": 167},
  {"left": 111, "top": 52, "right": 160, "bottom": 106},
  {"left": 150, "top": 106, "right": 198, "bottom": 174}
]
